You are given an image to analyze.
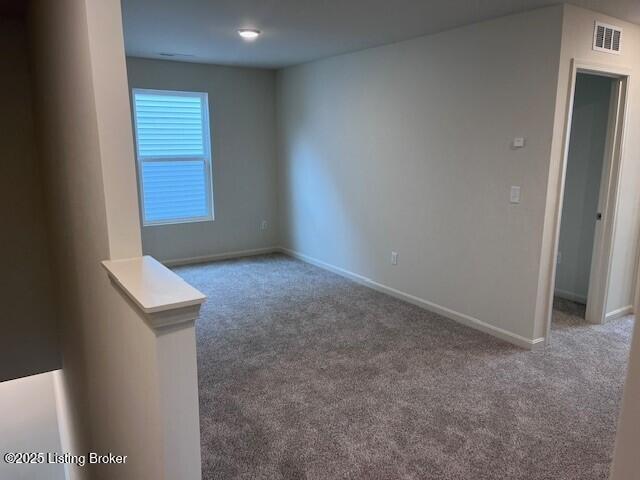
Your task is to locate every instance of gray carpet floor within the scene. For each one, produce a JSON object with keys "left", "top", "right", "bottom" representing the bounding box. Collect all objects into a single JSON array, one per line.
[{"left": 174, "top": 254, "right": 634, "bottom": 480}]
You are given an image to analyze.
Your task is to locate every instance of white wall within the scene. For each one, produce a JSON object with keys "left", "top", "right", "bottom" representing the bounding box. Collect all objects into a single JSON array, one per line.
[
  {"left": 610, "top": 310, "right": 640, "bottom": 478},
  {"left": 0, "top": 15, "right": 60, "bottom": 382},
  {"left": 277, "top": 6, "right": 563, "bottom": 344},
  {"left": 538, "top": 4, "right": 640, "bottom": 334},
  {"left": 28, "top": 0, "right": 170, "bottom": 478},
  {"left": 555, "top": 74, "right": 612, "bottom": 304},
  {"left": 0, "top": 372, "right": 65, "bottom": 480},
  {"left": 126, "top": 57, "right": 279, "bottom": 262}
]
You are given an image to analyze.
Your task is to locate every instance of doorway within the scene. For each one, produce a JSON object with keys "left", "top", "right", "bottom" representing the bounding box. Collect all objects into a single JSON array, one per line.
[
  {"left": 553, "top": 73, "right": 613, "bottom": 321},
  {"left": 548, "top": 63, "right": 632, "bottom": 336}
]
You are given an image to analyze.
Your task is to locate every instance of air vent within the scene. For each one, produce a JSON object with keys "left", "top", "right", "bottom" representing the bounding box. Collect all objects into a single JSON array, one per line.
[{"left": 593, "top": 21, "right": 622, "bottom": 54}]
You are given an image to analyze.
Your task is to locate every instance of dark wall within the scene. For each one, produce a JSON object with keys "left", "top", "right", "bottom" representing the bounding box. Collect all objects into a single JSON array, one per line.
[{"left": 0, "top": 15, "right": 60, "bottom": 381}]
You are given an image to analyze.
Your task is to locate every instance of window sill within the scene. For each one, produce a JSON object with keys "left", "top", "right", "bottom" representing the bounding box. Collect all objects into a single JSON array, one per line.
[{"left": 143, "top": 216, "right": 215, "bottom": 228}]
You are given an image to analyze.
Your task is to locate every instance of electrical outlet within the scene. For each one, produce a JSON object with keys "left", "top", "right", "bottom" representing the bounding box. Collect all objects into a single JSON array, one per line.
[
  {"left": 391, "top": 251, "right": 398, "bottom": 266},
  {"left": 260, "top": 220, "right": 268, "bottom": 231},
  {"left": 512, "top": 137, "right": 526, "bottom": 149}
]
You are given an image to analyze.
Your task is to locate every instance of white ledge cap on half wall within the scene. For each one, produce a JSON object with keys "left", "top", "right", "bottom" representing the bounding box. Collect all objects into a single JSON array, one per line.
[{"left": 101, "top": 255, "right": 206, "bottom": 331}]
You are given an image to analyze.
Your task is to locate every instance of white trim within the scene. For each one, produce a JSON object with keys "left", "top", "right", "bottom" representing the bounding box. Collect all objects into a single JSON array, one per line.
[
  {"left": 145, "top": 306, "right": 199, "bottom": 331},
  {"left": 584, "top": 73, "right": 627, "bottom": 325},
  {"left": 605, "top": 305, "right": 634, "bottom": 322},
  {"left": 163, "top": 247, "right": 279, "bottom": 267},
  {"left": 554, "top": 289, "right": 587, "bottom": 304},
  {"left": 162, "top": 245, "right": 545, "bottom": 349},
  {"left": 279, "top": 247, "right": 544, "bottom": 350}
]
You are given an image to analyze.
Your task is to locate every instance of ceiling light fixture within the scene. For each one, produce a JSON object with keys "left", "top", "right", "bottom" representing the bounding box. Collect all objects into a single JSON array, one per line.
[{"left": 238, "top": 28, "right": 261, "bottom": 40}]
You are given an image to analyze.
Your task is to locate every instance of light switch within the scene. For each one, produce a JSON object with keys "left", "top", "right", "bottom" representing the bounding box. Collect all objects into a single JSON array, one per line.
[
  {"left": 510, "top": 186, "right": 521, "bottom": 204},
  {"left": 512, "top": 137, "right": 525, "bottom": 148}
]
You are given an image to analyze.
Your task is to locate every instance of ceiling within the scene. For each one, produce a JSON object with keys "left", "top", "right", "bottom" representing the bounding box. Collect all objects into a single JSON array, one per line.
[{"left": 122, "top": 0, "right": 640, "bottom": 69}]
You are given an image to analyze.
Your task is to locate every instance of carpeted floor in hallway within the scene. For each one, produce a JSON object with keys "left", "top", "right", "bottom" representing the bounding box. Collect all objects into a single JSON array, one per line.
[{"left": 174, "top": 254, "right": 634, "bottom": 480}]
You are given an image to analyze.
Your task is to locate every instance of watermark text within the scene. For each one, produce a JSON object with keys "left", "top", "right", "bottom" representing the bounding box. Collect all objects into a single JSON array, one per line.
[{"left": 4, "top": 452, "right": 127, "bottom": 467}]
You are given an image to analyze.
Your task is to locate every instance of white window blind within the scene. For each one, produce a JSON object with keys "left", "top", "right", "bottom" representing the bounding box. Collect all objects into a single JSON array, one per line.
[{"left": 132, "top": 89, "right": 214, "bottom": 225}]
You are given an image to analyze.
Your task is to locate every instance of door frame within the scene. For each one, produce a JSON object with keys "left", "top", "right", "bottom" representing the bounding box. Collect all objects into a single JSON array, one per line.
[
  {"left": 585, "top": 74, "right": 625, "bottom": 325},
  {"left": 544, "top": 59, "right": 632, "bottom": 342}
]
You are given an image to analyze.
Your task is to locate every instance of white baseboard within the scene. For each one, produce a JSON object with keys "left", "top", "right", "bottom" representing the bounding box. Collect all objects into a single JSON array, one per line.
[
  {"left": 554, "top": 289, "right": 587, "bottom": 304},
  {"left": 605, "top": 305, "right": 634, "bottom": 322},
  {"left": 278, "top": 247, "right": 545, "bottom": 350},
  {"left": 163, "top": 247, "right": 279, "bottom": 267}
]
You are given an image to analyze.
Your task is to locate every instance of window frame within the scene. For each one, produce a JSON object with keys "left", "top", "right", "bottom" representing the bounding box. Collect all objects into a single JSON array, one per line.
[{"left": 131, "top": 88, "right": 215, "bottom": 227}]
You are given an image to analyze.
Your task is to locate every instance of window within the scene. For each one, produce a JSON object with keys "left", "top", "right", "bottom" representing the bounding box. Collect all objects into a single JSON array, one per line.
[{"left": 132, "top": 89, "right": 213, "bottom": 225}]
